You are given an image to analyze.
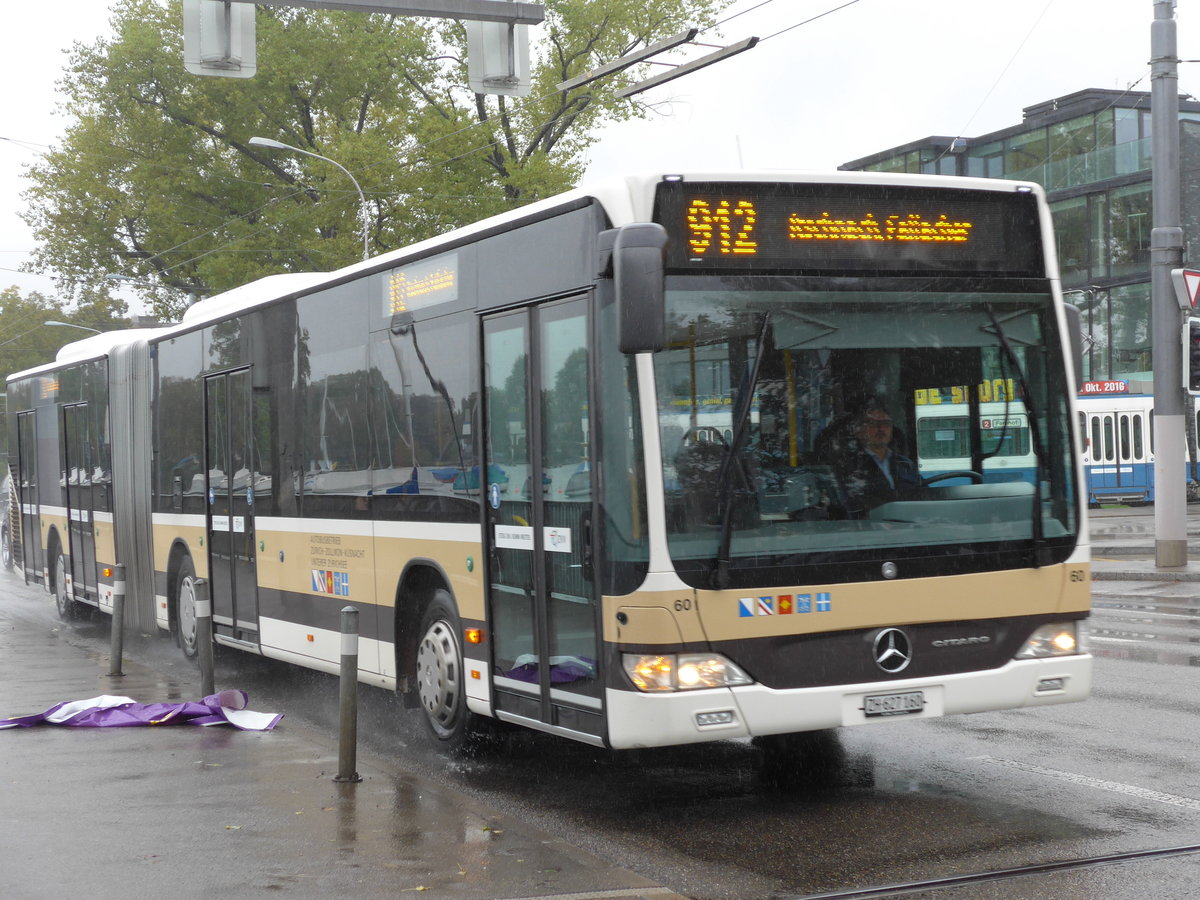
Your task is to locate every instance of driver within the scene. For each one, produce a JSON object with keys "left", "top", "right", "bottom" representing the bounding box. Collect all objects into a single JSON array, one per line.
[{"left": 840, "top": 402, "right": 921, "bottom": 517}]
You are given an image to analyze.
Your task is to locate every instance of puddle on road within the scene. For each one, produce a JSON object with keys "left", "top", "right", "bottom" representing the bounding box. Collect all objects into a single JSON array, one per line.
[{"left": 1090, "top": 591, "right": 1200, "bottom": 666}]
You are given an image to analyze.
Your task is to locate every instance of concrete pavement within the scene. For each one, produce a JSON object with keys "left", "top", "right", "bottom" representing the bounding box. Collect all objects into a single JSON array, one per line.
[{"left": 0, "top": 574, "right": 684, "bottom": 900}]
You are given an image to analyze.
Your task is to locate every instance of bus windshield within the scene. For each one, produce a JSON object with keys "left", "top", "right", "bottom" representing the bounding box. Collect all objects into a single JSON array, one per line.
[{"left": 654, "top": 276, "right": 1078, "bottom": 589}]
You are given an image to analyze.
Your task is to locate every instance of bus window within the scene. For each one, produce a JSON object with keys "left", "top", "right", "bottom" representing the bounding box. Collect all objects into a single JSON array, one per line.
[{"left": 916, "top": 417, "right": 969, "bottom": 459}]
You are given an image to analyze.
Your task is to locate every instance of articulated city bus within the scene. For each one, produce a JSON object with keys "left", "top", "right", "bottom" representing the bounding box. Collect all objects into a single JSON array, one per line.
[{"left": 7, "top": 172, "right": 1092, "bottom": 756}]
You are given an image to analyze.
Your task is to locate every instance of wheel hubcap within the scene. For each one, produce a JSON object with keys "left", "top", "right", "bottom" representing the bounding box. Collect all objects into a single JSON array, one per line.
[
  {"left": 55, "top": 557, "right": 68, "bottom": 614},
  {"left": 417, "top": 619, "right": 461, "bottom": 732},
  {"left": 179, "top": 577, "right": 197, "bottom": 651}
]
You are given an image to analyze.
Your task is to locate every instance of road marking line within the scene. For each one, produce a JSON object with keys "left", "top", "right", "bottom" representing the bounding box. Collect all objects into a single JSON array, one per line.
[
  {"left": 499, "top": 890, "right": 683, "bottom": 900},
  {"left": 977, "top": 756, "right": 1200, "bottom": 811}
]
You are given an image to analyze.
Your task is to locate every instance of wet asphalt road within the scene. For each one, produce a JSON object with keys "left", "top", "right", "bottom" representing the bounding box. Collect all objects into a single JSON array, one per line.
[{"left": 6, "top": 524, "right": 1200, "bottom": 900}]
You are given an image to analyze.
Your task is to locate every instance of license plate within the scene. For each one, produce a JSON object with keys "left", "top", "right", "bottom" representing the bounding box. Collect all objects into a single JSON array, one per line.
[{"left": 864, "top": 690, "right": 925, "bottom": 717}]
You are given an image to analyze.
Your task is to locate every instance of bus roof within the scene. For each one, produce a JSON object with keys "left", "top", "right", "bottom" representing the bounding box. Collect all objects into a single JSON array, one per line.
[
  {"left": 8, "top": 170, "right": 1050, "bottom": 378},
  {"left": 169, "top": 170, "right": 1045, "bottom": 335},
  {"left": 6, "top": 327, "right": 169, "bottom": 383}
]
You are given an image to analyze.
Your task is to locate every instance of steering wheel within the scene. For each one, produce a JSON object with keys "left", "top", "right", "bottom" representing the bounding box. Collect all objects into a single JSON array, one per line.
[
  {"left": 922, "top": 470, "right": 984, "bottom": 486},
  {"left": 678, "top": 425, "right": 730, "bottom": 450}
]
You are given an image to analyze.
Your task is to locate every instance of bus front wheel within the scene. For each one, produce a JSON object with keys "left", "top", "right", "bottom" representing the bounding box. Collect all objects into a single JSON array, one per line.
[
  {"left": 176, "top": 556, "right": 199, "bottom": 659},
  {"left": 414, "top": 589, "right": 488, "bottom": 754}
]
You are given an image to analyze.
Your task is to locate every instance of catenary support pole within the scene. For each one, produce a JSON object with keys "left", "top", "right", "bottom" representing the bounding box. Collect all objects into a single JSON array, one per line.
[
  {"left": 335, "top": 606, "right": 362, "bottom": 783},
  {"left": 1151, "top": 0, "right": 1187, "bottom": 567},
  {"left": 107, "top": 564, "right": 126, "bottom": 677},
  {"left": 195, "top": 578, "right": 215, "bottom": 696}
]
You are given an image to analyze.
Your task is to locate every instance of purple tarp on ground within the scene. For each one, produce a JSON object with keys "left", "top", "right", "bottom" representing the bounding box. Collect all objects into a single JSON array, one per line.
[{"left": 1, "top": 690, "right": 282, "bottom": 731}]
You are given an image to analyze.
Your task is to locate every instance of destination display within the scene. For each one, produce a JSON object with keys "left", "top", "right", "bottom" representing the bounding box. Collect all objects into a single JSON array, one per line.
[
  {"left": 914, "top": 380, "right": 1017, "bottom": 405},
  {"left": 654, "top": 180, "right": 1045, "bottom": 276},
  {"left": 386, "top": 251, "right": 459, "bottom": 316}
]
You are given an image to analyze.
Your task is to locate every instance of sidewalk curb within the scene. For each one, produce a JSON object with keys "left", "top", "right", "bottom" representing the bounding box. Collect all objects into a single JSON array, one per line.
[{"left": 1092, "top": 568, "right": 1200, "bottom": 582}]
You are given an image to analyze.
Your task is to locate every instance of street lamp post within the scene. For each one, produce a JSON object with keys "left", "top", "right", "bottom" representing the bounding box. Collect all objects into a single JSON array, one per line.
[
  {"left": 44, "top": 320, "right": 102, "bottom": 335},
  {"left": 249, "top": 136, "right": 371, "bottom": 261}
]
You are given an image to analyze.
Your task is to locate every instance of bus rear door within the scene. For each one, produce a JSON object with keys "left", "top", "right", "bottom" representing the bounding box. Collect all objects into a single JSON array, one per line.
[
  {"left": 204, "top": 368, "right": 260, "bottom": 646},
  {"left": 482, "top": 296, "right": 603, "bottom": 743},
  {"left": 15, "top": 410, "right": 41, "bottom": 582}
]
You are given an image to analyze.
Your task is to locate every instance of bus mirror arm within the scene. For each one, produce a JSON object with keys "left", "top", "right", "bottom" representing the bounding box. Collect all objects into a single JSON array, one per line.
[{"left": 614, "top": 223, "right": 668, "bottom": 354}]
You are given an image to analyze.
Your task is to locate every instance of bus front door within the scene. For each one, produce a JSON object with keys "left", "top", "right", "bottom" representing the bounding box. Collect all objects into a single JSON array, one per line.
[
  {"left": 483, "top": 296, "right": 602, "bottom": 742},
  {"left": 61, "top": 403, "right": 97, "bottom": 605},
  {"left": 204, "top": 369, "right": 260, "bottom": 646}
]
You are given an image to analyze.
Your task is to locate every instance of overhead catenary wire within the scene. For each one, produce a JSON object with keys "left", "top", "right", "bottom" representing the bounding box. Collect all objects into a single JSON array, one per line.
[
  {"left": 21, "top": 0, "right": 871, "bottom": 287},
  {"left": 934, "top": 0, "right": 1057, "bottom": 164},
  {"left": 754, "top": 0, "right": 864, "bottom": 44}
]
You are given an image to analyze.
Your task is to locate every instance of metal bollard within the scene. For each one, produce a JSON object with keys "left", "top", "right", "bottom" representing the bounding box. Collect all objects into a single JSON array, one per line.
[
  {"left": 334, "top": 605, "right": 362, "bottom": 783},
  {"left": 107, "top": 563, "right": 126, "bottom": 677},
  {"left": 195, "top": 577, "right": 215, "bottom": 697}
]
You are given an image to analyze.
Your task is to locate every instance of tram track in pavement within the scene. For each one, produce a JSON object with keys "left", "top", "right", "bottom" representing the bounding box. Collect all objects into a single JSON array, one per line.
[{"left": 785, "top": 843, "right": 1200, "bottom": 898}]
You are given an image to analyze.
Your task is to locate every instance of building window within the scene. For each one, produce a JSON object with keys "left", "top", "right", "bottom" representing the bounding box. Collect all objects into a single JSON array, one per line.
[
  {"left": 1051, "top": 196, "right": 1090, "bottom": 284},
  {"left": 1006, "top": 128, "right": 1047, "bottom": 178},
  {"left": 1066, "top": 289, "right": 1103, "bottom": 381},
  {"left": 1110, "top": 283, "right": 1151, "bottom": 376},
  {"left": 1114, "top": 107, "right": 1148, "bottom": 145},
  {"left": 1109, "top": 183, "right": 1152, "bottom": 278},
  {"left": 965, "top": 140, "right": 1004, "bottom": 178}
]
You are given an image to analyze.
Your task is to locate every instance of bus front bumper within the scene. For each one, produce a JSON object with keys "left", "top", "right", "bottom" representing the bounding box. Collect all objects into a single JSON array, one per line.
[{"left": 604, "top": 654, "right": 1092, "bottom": 750}]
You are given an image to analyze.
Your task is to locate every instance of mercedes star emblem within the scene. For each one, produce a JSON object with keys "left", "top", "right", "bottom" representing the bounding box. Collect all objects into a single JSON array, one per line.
[{"left": 873, "top": 628, "right": 912, "bottom": 673}]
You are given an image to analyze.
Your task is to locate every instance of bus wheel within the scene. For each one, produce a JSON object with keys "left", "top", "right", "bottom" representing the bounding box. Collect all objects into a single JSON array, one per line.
[
  {"left": 176, "top": 556, "right": 199, "bottom": 659},
  {"left": 1, "top": 522, "right": 12, "bottom": 571},
  {"left": 53, "top": 550, "right": 80, "bottom": 620},
  {"left": 415, "top": 589, "right": 486, "bottom": 754}
]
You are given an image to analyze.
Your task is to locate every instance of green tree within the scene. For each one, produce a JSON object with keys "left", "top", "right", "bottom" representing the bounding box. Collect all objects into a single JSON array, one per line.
[
  {"left": 23, "top": 0, "right": 732, "bottom": 320},
  {"left": 0, "top": 287, "right": 129, "bottom": 379}
]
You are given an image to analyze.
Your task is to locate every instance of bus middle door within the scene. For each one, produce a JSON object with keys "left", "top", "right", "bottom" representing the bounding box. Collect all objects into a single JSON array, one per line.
[
  {"left": 61, "top": 402, "right": 97, "bottom": 606},
  {"left": 482, "top": 296, "right": 602, "bottom": 743},
  {"left": 204, "top": 368, "right": 260, "bottom": 646}
]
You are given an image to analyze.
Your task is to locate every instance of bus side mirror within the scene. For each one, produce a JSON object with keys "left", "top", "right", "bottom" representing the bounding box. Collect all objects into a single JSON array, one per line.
[
  {"left": 1063, "top": 304, "right": 1084, "bottom": 389},
  {"left": 614, "top": 223, "right": 667, "bottom": 354}
]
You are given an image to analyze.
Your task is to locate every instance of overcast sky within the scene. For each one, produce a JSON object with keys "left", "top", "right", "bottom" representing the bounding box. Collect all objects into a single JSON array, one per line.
[{"left": 2, "top": 0, "right": 1199, "bottom": 302}]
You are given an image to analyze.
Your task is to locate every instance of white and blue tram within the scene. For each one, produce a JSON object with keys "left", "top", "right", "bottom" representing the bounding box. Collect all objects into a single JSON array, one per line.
[{"left": 1076, "top": 384, "right": 1200, "bottom": 506}]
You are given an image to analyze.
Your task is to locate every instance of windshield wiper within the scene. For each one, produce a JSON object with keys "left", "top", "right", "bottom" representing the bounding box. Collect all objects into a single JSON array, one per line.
[
  {"left": 984, "top": 306, "right": 1051, "bottom": 567},
  {"left": 712, "top": 312, "right": 771, "bottom": 590}
]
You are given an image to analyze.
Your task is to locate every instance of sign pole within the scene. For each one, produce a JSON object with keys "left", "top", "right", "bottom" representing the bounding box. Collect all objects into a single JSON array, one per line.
[{"left": 1151, "top": 0, "right": 1186, "bottom": 566}]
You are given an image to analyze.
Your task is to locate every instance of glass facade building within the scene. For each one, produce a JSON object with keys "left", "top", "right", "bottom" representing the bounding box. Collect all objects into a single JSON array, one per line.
[{"left": 841, "top": 89, "right": 1200, "bottom": 382}]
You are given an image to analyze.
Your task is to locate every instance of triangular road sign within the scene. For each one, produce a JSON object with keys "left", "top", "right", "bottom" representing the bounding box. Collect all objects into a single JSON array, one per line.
[{"left": 1172, "top": 268, "right": 1200, "bottom": 309}]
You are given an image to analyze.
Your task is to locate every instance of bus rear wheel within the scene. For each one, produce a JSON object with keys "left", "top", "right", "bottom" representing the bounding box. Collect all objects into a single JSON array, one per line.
[
  {"left": 176, "top": 556, "right": 199, "bottom": 659},
  {"left": 1, "top": 522, "right": 12, "bottom": 571},
  {"left": 54, "top": 550, "right": 80, "bottom": 620},
  {"left": 415, "top": 589, "right": 488, "bottom": 755}
]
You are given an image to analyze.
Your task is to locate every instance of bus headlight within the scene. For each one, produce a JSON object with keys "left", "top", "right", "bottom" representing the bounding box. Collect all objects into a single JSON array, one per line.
[
  {"left": 622, "top": 653, "right": 754, "bottom": 692},
  {"left": 1015, "top": 622, "right": 1082, "bottom": 659}
]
